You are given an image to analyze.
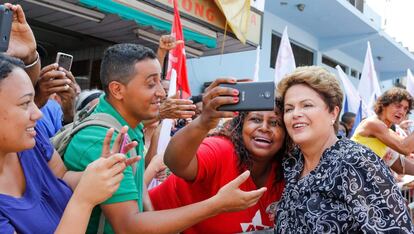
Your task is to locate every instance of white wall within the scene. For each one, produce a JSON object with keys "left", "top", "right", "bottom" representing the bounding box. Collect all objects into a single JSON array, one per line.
[
  {"left": 187, "top": 9, "right": 373, "bottom": 94},
  {"left": 187, "top": 11, "right": 320, "bottom": 94}
]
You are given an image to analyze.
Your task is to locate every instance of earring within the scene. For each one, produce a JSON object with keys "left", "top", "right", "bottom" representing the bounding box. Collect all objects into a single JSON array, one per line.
[{"left": 331, "top": 119, "right": 335, "bottom": 125}]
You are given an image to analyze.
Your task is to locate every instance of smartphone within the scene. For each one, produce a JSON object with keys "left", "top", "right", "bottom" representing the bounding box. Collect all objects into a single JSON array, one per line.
[
  {"left": 217, "top": 81, "right": 275, "bottom": 111},
  {"left": 119, "top": 133, "right": 130, "bottom": 154},
  {"left": 55, "top": 52, "right": 73, "bottom": 71},
  {"left": 0, "top": 5, "right": 12, "bottom": 52}
]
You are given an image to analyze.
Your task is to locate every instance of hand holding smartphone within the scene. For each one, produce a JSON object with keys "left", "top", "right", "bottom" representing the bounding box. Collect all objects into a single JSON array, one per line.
[
  {"left": 0, "top": 5, "right": 12, "bottom": 52},
  {"left": 56, "top": 52, "right": 73, "bottom": 71},
  {"left": 217, "top": 81, "right": 275, "bottom": 112}
]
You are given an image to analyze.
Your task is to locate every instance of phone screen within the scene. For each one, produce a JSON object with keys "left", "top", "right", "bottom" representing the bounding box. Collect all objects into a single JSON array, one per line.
[
  {"left": 119, "top": 133, "right": 130, "bottom": 154},
  {"left": 56, "top": 52, "right": 73, "bottom": 71},
  {"left": 0, "top": 6, "right": 12, "bottom": 52}
]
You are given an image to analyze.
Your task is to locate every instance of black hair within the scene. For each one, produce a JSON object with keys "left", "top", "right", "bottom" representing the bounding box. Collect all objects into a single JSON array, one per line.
[
  {"left": 100, "top": 43, "right": 157, "bottom": 94},
  {"left": 0, "top": 53, "right": 25, "bottom": 82},
  {"left": 341, "top": 112, "right": 356, "bottom": 126},
  {"left": 215, "top": 97, "right": 290, "bottom": 185},
  {"left": 338, "top": 121, "right": 349, "bottom": 139}
]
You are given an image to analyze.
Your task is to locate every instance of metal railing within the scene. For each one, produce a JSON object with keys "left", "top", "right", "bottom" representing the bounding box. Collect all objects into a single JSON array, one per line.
[{"left": 401, "top": 187, "right": 414, "bottom": 221}]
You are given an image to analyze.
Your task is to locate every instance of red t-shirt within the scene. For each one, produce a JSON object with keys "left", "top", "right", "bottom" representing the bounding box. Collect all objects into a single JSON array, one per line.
[{"left": 149, "top": 136, "right": 285, "bottom": 233}]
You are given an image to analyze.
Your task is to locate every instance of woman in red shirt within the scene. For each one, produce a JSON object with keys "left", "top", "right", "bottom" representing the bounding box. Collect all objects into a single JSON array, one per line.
[{"left": 150, "top": 79, "right": 288, "bottom": 233}]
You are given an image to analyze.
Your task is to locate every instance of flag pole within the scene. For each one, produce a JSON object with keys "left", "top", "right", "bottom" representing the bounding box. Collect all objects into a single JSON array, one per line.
[{"left": 219, "top": 21, "right": 228, "bottom": 65}]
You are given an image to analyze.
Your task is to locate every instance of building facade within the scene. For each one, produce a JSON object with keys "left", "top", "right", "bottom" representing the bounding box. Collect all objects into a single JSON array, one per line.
[
  {"left": 187, "top": 0, "right": 414, "bottom": 94},
  {"left": 9, "top": 0, "right": 414, "bottom": 93}
]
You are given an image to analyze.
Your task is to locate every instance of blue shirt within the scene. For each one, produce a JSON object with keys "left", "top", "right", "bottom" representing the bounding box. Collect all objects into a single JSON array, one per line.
[
  {"left": 0, "top": 126, "right": 72, "bottom": 234},
  {"left": 37, "top": 99, "right": 63, "bottom": 138}
]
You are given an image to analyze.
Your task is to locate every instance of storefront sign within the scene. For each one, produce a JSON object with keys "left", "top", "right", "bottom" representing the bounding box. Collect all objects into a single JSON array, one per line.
[{"left": 152, "top": 0, "right": 262, "bottom": 45}]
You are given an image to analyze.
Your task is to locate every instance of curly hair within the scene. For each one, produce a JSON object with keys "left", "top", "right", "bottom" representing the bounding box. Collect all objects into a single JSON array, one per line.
[
  {"left": 277, "top": 66, "right": 343, "bottom": 132},
  {"left": 215, "top": 97, "right": 289, "bottom": 184},
  {"left": 374, "top": 87, "right": 413, "bottom": 116}
]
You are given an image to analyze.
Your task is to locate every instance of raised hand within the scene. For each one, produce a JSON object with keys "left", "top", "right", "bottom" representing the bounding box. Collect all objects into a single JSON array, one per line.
[
  {"left": 74, "top": 153, "right": 126, "bottom": 206},
  {"left": 56, "top": 67, "right": 78, "bottom": 124},
  {"left": 157, "top": 35, "right": 184, "bottom": 67},
  {"left": 34, "top": 63, "right": 72, "bottom": 108},
  {"left": 198, "top": 78, "right": 239, "bottom": 130},
  {"left": 159, "top": 92, "right": 196, "bottom": 120},
  {"left": 4, "top": 3, "right": 36, "bottom": 64},
  {"left": 73, "top": 127, "right": 140, "bottom": 205},
  {"left": 213, "top": 171, "right": 267, "bottom": 213},
  {"left": 159, "top": 35, "right": 184, "bottom": 51},
  {"left": 101, "top": 126, "right": 139, "bottom": 166}
]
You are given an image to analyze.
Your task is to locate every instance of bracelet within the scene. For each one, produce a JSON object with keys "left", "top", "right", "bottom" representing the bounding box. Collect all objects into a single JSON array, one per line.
[{"left": 24, "top": 51, "right": 39, "bottom": 69}]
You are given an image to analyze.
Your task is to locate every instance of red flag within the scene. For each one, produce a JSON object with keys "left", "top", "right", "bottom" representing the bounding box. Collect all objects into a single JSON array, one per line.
[{"left": 166, "top": 0, "right": 191, "bottom": 98}]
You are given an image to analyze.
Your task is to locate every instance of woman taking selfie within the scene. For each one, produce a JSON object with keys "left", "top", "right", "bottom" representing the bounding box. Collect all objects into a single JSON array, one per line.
[
  {"left": 275, "top": 66, "right": 413, "bottom": 233},
  {"left": 150, "top": 79, "right": 287, "bottom": 233}
]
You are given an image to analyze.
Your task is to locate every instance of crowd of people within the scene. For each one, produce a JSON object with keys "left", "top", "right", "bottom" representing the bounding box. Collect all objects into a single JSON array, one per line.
[{"left": 1, "top": 2, "right": 414, "bottom": 234}]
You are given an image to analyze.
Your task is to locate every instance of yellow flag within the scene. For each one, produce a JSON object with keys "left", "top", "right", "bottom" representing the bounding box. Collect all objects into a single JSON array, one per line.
[{"left": 215, "top": 0, "right": 250, "bottom": 44}]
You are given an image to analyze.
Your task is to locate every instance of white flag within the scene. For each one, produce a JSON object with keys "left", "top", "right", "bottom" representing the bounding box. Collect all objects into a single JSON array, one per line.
[
  {"left": 406, "top": 69, "right": 414, "bottom": 97},
  {"left": 167, "top": 69, "right": 177, "bottom": 98},
  {"left": 358, "top": 42, "right": 381, "bottom": 117},
  {"left": 336, "top": 65, "right": 361, "bottom": 114},
  {"left": 274, "top": 26, "right": 296, "bottom": 86},
  {"left": 252, "top": 46, "right": 260, "bottom": 82},
  {"left": 157, "top": 119, "right": 174, "bottom": 156},
  {"left": 157, "top": 69, "right": 177, "bottom": 156}
]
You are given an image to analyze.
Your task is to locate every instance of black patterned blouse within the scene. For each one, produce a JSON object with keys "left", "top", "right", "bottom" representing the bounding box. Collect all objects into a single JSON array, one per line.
[{"left": 275, "top": 139, "right": 414, "bottom": 233}]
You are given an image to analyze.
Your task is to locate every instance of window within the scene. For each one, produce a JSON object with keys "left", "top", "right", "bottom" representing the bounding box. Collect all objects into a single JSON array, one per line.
[
  {"left": 90, "top": 59, "right": 102, "bottom": 89},
  {"left": 322, "top": 56, "right": 347, "bottom": 72},
  {"left": 270, "top": 33, "right": 313, "bottom": 69},
  {"left": 350, "top": 69, "right": 359, "bottom": 78},
  {"left": 71, "top": 60, "right": 91, "bottom": 90},
  {"left": 71, "top": 60, "right": 90, "bottom": 77},
  {"left": 393, "top": 78, "right": 405, "bottom": 88},
  {"left": 347, "top": 0, "right": 364, "bottom": 12}
]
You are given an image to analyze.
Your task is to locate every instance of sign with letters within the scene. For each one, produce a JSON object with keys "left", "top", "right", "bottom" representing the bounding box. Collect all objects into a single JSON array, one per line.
[{"left": 150, "top": 0, "right": 262, "bottom": 45}]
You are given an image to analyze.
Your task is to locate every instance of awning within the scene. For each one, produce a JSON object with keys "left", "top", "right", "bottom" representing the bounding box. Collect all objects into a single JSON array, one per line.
[
  {"left": 79, "top": 0, "right": 217, "bottom": 48},
  {"left": 10, "top": 0, "right": 257, "bottom": 57}
]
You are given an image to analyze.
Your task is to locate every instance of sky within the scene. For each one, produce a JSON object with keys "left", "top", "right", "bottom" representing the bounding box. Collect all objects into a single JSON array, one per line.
[{"left": 366, "top": 0, "right": 414, "bottom": 51}]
